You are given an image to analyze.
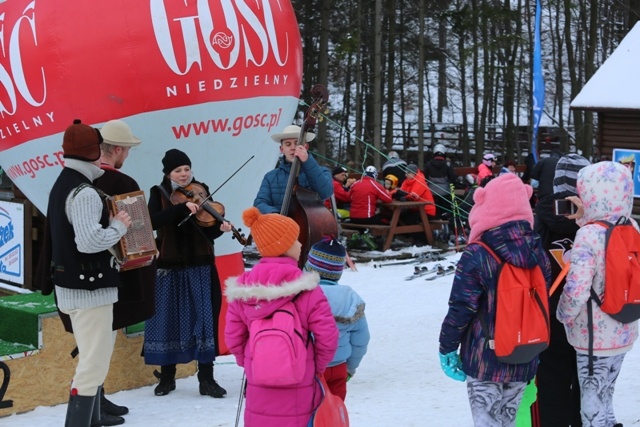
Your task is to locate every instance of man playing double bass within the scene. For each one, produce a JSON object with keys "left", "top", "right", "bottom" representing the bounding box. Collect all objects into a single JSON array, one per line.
[{"left": 254, "top": 124, "right": 333, "bottom": 214}]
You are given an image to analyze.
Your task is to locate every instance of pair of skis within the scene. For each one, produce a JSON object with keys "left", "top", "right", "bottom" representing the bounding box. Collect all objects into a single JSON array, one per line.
[
  {"left": 404, "top": 263, "right": 456, "bottom": 281},
  {"left": 373, "top": 251, "right": 445, "bottom": 269}
]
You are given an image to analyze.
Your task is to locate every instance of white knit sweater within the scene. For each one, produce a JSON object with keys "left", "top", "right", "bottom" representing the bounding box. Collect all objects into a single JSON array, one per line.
[{"left": 55, "top": 159, "right": 127, "bottom": 311}]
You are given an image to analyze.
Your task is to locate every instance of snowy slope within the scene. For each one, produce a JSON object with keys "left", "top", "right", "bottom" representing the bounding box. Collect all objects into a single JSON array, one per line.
[{"left": 2, "top": 248, "right": 639, "bottom": 426}]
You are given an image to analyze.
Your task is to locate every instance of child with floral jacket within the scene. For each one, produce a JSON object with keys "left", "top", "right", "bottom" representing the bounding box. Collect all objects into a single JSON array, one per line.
[{"left": 557, "top": 161, "right": 639, "bottom": 427}]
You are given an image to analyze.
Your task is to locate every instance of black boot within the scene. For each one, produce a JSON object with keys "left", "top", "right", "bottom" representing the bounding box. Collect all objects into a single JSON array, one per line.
[
  {"left": 100, "top": 387, "right": 129, "bottom": 416},
  {"left": 154, "top": 365, "right": 176, "bottom": 396},
  {"left": 65, "top": 392, "right": 96, "bottom": 427},
  {"left": 90, "top": 386, "right": 125, "bottom": 426},
  {"left": 197, "top": 362, "right": 226, "bottom": 398},
  {"left": 92, "top": 413, "right": 124, "bottom": 427}
]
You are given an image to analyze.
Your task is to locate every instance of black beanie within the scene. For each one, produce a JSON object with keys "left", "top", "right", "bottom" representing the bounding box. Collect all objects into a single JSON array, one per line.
[
  {"left": 162, "top": 149, "right": 191, "bottom": 174},
  {"left": 332, "top": 166, "right": 347, "bottom": 176}
]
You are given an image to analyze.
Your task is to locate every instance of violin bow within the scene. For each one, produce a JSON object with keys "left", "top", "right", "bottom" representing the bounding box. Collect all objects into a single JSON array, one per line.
[
  {"left": 207, "top": 155, "right": 255, "bottom": 198},
  {"left": 177, "top": 155, "right": 254, "bottom": 227}
]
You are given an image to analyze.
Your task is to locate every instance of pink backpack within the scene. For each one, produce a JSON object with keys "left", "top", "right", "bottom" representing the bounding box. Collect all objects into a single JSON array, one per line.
[{"left": 249, "top": 295, "right": 309, "bottom": 386}]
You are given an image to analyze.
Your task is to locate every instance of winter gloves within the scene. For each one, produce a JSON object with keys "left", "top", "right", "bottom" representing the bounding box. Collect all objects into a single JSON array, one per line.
[{"left": 439, "top": 351, "right": 467, "bottom": 382}]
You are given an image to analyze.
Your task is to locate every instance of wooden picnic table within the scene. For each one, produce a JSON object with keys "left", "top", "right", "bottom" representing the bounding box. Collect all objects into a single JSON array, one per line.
[
  {"left": 341, "top": 200, "right": 439, "bottom": 251},
  {"left": 380, "top": 200, "right": 435, "bottom": 250}
]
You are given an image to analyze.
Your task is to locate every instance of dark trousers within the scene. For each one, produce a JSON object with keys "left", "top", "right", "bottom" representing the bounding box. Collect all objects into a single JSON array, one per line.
[
  {"left": 532, "top": 294, "right": 582, "bottom": 427},
  {"left": 433, "top": 193, "right": 452, "bottom": 220}
]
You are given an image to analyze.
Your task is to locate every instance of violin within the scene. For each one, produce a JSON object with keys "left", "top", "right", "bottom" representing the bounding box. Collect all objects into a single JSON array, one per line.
[{"left": 169, "top": 182, "right": 247, "bottom": 245}]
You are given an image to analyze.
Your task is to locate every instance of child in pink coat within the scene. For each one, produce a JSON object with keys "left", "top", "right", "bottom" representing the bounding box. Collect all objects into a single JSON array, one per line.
[{"left": 224, "top": 207, "right": 339, "bottom": 427}]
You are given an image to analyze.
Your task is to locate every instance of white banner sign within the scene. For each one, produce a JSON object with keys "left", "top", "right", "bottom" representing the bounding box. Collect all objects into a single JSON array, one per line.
[{"left": 0, "top": 200, "right": 25, "bottom": 285}]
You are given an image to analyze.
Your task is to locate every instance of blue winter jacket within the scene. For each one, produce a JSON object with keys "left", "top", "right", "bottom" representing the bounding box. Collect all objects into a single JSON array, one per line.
[
  {"left": 439, "top": 220, "right": 552, "bottom": 383},
  {"left": 254, "top": 154, "right": 333, "bottom": 214},
  {"left": 318, "top": 279, "right": 370, "bottom": 375}
]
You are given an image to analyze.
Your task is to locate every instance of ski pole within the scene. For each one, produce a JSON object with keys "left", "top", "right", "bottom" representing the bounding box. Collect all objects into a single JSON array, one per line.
[
  {"left": 449, "top": 184, "right": 462, "bottom": 251},
  {"left": 235, "top": 372, "right": 246, "bottom": 427}
]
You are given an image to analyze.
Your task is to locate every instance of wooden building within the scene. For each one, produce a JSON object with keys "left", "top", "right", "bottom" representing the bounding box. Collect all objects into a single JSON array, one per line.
[{"left": 571, "top": 22, "right": 640, "bottom": 216}]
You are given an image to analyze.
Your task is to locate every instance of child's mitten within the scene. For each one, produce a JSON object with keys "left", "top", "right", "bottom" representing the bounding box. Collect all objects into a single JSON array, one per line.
[{"left": 439, "top": 351, "right": 467, "bottom": 382}]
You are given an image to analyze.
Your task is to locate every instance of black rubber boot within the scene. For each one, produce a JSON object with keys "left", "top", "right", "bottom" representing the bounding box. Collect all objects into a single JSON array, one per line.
[
  {"left": 197, "top": 362, "right": 226, "bottom": 398},
  {"left": 93, "top": 413, "right": 124, "bottom": 427},
  {"left": 100, "top": 386, "right": 129, "bottom": 416},
  {"left": 65, "top": 392, "right": 96, "bottom": 427},
  {"left": 154, "top": 364, "right": 177, "bottom": 396},
  {"left": 90, "top": 385, "right": 125, "bottom": 426}
]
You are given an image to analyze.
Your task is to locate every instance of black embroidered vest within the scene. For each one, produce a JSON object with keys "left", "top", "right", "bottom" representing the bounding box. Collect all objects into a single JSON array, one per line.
[{"left": 48, "top": 168, "right": 121, "bottom": 290}]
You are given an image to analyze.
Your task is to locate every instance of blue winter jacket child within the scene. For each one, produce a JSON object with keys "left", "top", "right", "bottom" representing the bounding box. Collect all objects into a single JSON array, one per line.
[{"left": 318, "top": 278, "right": 370, "bottom": 376}]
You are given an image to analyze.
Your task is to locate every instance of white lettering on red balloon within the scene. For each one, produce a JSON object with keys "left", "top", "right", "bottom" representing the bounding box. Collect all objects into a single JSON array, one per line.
[
  {"left": 0, "top": 2, "right": 46, "bottom": 118},
  {"left": 0, "top": 0, "right": 301, "bottom": 150}
]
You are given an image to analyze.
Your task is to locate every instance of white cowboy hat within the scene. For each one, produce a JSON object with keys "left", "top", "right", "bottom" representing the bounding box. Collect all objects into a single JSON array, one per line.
[
  {"left": 100, "top": 119, "right": 141, "bottom": 147},
  {"left": 270, "top": 124, "right": 316, "bottom": 143}
]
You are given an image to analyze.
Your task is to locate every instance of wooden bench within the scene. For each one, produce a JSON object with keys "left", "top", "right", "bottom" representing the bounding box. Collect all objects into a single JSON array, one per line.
[
  {"left": 340, "top": 201, "right": 437, "bottom": 250},
  {"left": 340, "top": 223, "right": 391, "bottom": 236},
  {"left": 340, "top": 223, "right": 393, "bottom": 250},
  {"left": 341, "top": 219, "right": 451, "bottom": 248}
]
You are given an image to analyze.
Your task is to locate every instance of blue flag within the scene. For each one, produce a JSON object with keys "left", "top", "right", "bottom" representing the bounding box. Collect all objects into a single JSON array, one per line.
[{"left": 531, "top": 0, "right": 544, "bottom": 163}]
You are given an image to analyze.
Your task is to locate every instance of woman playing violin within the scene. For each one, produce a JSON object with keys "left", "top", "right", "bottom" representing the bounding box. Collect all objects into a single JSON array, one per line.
[{"left": 144, "top": 148, "right": 231, "bottom": 398}]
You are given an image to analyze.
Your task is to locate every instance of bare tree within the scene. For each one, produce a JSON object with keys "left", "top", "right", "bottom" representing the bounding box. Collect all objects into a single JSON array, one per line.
[
  {"left": 417, "top": 0, "right": 426, "bottom": 168},
  {"left": 373, "top": 0, "right": 383, "bottom": 169}
]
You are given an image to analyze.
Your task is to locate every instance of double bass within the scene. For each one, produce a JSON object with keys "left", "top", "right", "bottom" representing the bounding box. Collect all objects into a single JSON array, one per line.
[{"left": 280, "top": 85, "right": 338, "bottom": 267}]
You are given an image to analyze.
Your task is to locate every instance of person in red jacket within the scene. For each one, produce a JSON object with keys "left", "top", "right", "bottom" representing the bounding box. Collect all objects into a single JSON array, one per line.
[
  {"left": 348, "top": 166, "right": 392, "bottom": 249},
  {"left": 392, "top": 164, "right": 440, "bottom": 246},
  {"left": 397, "top": 164, "right": 437, "bottom": 221},
  {"left": 477, "top": 153, "right": 496, "bottom": 185},
  {"left": 349, "top": 166, "right": 392, "bottom": 223},
  {"left": 324, "top": 166, "right": 354, "bottom": 219}
]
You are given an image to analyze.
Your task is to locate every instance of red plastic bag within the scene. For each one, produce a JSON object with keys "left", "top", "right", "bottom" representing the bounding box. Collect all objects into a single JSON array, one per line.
[{"left": 308, "top": 376, "right": 349, "bottom": 427}]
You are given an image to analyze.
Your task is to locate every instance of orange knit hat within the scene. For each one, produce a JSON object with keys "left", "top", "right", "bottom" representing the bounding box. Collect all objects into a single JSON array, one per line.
[{"left": 242, "top": 207, "right": 300, "bottom": 257}]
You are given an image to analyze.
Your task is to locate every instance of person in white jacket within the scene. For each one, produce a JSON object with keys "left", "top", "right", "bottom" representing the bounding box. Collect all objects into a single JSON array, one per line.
[{"left": 557, "top": 161, "right": 639, "bottom": 427}]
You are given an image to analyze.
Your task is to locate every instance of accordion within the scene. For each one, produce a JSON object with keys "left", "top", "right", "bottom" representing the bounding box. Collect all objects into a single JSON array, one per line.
[{"left": 107, "top": 190, "right": 158, "bottom": 271}]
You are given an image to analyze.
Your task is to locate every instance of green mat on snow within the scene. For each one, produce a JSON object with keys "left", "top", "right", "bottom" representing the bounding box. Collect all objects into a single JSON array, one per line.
[{"left": 0, "top": 292, "right": 56, "bottom": 355}]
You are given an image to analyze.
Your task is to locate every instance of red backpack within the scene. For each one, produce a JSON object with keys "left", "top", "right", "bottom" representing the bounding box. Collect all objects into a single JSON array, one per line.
[
  {"left": 477, "top": 242, "right": 550, "bottom": 364},
  {"left": 589, "top": 218, "right": 640, "bottom": 323}
]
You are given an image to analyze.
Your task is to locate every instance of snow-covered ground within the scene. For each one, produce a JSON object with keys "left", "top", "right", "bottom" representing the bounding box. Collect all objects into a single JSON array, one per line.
[{"left": 2, "top": 247, "right": 639, "bottom": 426}]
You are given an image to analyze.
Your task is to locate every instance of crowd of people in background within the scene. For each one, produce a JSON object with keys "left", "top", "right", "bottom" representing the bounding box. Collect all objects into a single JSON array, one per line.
[
  {"left": 328, "top": 144, "right": 535, "bottom": 250},
  {"left": 324, "top": 144, "right": 637, "bottom": 427}
]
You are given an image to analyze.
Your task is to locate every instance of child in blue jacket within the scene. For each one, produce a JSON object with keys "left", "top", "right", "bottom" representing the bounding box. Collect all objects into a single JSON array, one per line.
[{"left": 304, "top": 236, "right": 370, "bottom": 401}]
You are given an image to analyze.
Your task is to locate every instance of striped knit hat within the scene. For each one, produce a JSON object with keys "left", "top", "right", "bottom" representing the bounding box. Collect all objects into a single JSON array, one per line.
[
  {"left": 553, "top": 154, "right": 590, "bottom": 194},
  {"left": 304, "top": 236, "right": 346, "bottom": 281}
]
